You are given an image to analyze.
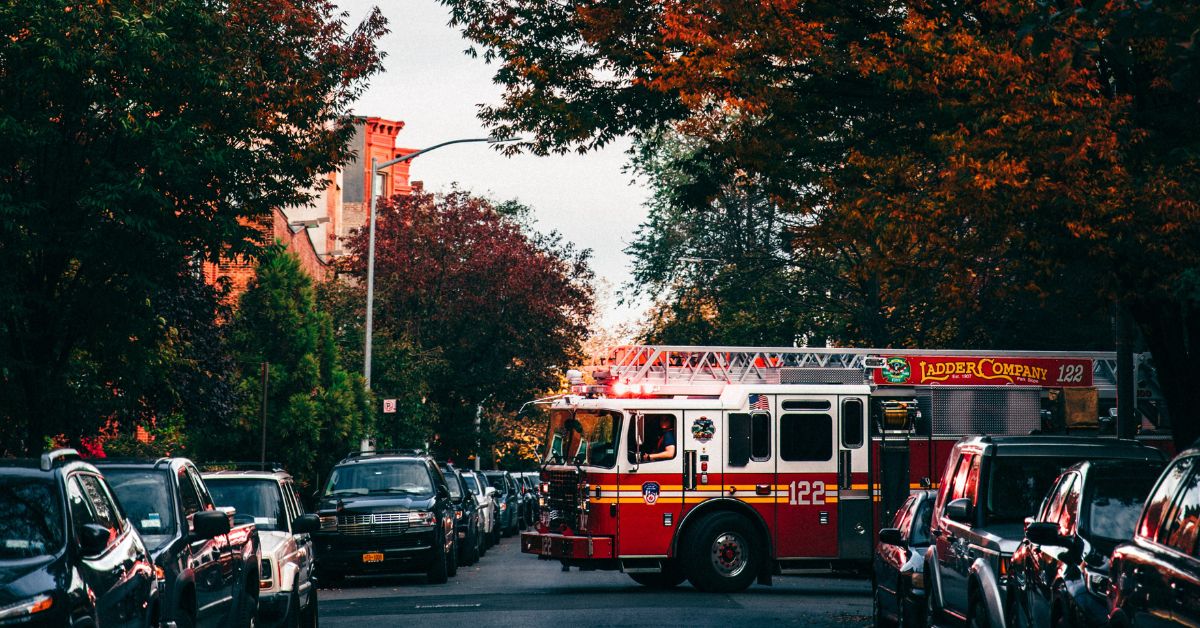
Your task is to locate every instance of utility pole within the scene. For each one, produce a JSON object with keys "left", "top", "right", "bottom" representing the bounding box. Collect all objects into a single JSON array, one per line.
[
  {"left": 260, "top": 361, "right": 269, "bottom": 466},
  {"left": 1116, "top": 303, "right": 1136, "bottom": 439}
]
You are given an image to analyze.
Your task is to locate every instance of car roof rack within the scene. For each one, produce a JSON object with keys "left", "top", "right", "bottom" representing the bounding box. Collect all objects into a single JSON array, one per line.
[
  {"left": 343, "top": 448, "right": 425, "bottom": 460},
  {"left": 201, "top": 461, "right": 287, "bottom": 473},
  {"left": 40, "top": 448, "right": 81, "bottom": 471}
]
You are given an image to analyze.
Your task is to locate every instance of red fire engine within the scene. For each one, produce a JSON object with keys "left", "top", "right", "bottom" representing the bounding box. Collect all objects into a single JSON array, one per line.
[{"left": 519, "top": 345, "right": 1169, "bottom": 592}]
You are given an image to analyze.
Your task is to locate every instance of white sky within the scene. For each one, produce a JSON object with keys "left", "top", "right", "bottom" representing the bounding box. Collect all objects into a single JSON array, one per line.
[{"left": 335, "top": 0, "right": 650, "bottom": 331}]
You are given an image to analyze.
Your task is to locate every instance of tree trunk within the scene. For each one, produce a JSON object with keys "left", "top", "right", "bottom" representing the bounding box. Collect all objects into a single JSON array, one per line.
[{"left": 1130, "top": 298, "right": 1200, "bottom": 452}]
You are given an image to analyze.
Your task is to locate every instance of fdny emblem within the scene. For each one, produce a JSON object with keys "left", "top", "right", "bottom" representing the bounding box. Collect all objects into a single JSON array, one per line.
[
  {"left": 691, "top": 417, "right": 715, "bottom": 443},
  {"left": 642, "top": 481, "right": 660, "bottom": 505},
  {"left": 883, "top": 357, "right": 912, "bottom": 384}
]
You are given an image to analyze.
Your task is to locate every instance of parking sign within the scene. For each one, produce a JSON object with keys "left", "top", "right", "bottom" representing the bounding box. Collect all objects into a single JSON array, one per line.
[{"left": 383, "top": 399, "right": 397, "bottom": 413}]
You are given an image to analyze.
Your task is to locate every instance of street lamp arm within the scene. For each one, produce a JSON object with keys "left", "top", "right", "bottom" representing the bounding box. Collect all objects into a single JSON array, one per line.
[{"left": 374, "top": 137, "right": 520, "bottom": 171}]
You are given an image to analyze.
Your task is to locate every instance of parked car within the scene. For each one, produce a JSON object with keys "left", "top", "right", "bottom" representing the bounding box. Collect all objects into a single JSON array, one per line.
[
  {"left": 437, "top": 462, "right": 482, "bottom": 567},
  {"left": 923, "top": 436, "right": 1166, "bottom": 628},
  {"left": 476, "top": 472, "right": 503, "bottom": 545},
  {"left": 517, "top": 472, "right": 540, "bottom": 527},
  {"left": 314, "top": 450, "right": 458, "bottom": 584},
  {"left": 0, "top": 449, "right": 157, "bottom": 627},
  {"left": 482, "top": 471, "right": 519, "bottom": 537},
  {"left": 97, "top": 456, "right": 261, "bottom": 627},
  {"left": 1107, "top": 447, "right": 1200, "bottom": 627},
  {"left": 461, "top": 470, "right": 495, "bottom": 553},
  {"left": 1007, "top": 459, "right": 1165, "bottom": 628},
  {"left": 875, "top": 489, "right": 936, "bottom": 628},
  {"left": 204, "top": 464, "right": 320, "bottom": 628}
]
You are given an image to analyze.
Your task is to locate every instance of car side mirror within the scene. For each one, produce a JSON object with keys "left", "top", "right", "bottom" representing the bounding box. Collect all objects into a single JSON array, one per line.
[
  {"left": 486, "top": 487, "right": 496, "bottom": 497},
  {"left": 946, "top": 498, "right": 974, "bottom": 523},
  {"left": 78, "top": 523, "right": 110, "bottom": 556},
  {"left": 192, "top": 509, "right": 231, "bottom": 540},
  {"left": 878, "top": 527, "right": 905, "bottom": 546},
  {"left": 437, "top": 484, "right": 451, "bottom": 500},
  {"left": 1024, "top": 521, "right": 1073, "bottom": 548},
  {"left": 292, "top": 513, "right": 320, "bottom": 535}
]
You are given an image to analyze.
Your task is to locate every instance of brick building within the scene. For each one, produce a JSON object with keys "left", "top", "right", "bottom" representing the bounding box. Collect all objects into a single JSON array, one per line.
[{"left": 203, "top": 116, "right": 414, "bottom": 298}]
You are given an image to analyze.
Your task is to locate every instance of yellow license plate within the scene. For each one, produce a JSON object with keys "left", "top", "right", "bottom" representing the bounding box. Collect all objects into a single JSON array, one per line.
[{"left": 362, "top": 552, "right": 384, "bottom": 563}]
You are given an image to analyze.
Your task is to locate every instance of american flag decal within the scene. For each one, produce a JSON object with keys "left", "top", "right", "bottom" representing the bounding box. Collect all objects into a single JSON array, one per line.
[{"left": 749, "top": 394, "right": 770, "bottom": 411}]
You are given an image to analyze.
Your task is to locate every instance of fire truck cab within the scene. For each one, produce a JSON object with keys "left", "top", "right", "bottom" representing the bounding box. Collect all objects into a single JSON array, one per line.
[{"left": 520, "top": 345, "right": 1167, "bottom": 593}]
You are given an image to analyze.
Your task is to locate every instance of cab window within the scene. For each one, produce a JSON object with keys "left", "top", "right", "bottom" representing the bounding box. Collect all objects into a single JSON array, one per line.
[
  {"left": 1160, "top": 466, "right": 1200, "bottom": 554},
  {"left": 1140, "top": 457, "right": 1195, "bottom": 540},
  {"left": 779, "top": 414, "right": 833, "bottom": 461},
  {"left": 628, "top": 413, "right": 678, "bottom": 463}
]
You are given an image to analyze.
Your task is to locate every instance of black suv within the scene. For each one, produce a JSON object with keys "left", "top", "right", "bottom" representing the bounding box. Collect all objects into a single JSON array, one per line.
[
  {"left": 437, "top": 462, "right": 482, "bottom": 567},
  {"left": 1108, "top": 447, "right": 1200, "bottom": 627},
  {"left": 924, "top": 436, "right": 1165, "bottom": 628},
  {"left": 482, "top": 471, "right": 519, "bottom": 537},
  {"left": 96, "top": 456, "right": 261, "bottom": 627},
  {"left": 315, "top": 450, "right": 458, "bottom": 584},
  {"left": 0, "top": 449, "right": 156, "bottom": 627}
]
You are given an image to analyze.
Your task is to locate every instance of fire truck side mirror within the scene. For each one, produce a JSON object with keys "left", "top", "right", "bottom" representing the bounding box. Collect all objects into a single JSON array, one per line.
[{"left": 946, "top": 498, "right": 974, "bottom": 523}]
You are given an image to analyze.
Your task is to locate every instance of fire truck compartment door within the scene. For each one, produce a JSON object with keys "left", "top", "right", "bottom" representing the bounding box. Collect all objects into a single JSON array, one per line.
[
  {"left": 616, "top": 410, "right": 683, "bottom": 557},
  {"left": 774, "top": 395, "right": 839, "bottom": 558},
  {"left": 836, "top": 396, "right": 872, "bottom": 561}
]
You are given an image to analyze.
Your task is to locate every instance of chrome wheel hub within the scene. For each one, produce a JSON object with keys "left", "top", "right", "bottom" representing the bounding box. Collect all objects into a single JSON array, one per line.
[{"left": 710, "top": 531, "right": 748, "bottom": 577}]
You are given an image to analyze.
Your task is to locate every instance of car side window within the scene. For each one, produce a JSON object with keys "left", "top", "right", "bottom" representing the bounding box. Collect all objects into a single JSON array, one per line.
[
  {"left": 67, "top": 476, "right": 99, "bottom": 532},
  {"left": 79, "top": 474, "right": 122, "bottom": 537},
  {"left": 177, "top": 468, "right": 202, "bottom": 517},
  {"left": 1042, "top": 474, "right": 1074, "bottom": 525},
  {"left": 948, "top": 454, "right": 974, "bottom": 503},
  {"left": 187, "top": 468, "right": 213, "bottom": 509},
  {"left": 1057, "top": 475, "right": 1081, "bottom": 535},
  {"left": 1160, "top": 467, "right": 1200, "bottom": 554},
  {"left": 963, "top": 455, "right": 982, "bottom": 504},
  {"left": 1140, "top": 457, "right": 1195, "bottom": 540},
  {"left": 892, "top": 497, "right": 914, "bottom": 529}
]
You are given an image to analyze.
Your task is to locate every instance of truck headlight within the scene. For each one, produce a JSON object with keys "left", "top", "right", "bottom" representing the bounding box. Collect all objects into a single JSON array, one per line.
[
  {"left": 1085, "top": 569, "right": 1111, "bottom": 597},
  {"left": 319, "top": 515, "right": 337, "bottom": 532}
]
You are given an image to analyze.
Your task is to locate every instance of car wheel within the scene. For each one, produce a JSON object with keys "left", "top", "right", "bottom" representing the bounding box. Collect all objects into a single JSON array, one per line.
[
  {"left": 427, "top": 536, "right": 449, "bottom": 584},
  {"left": 234, "top": 586, "right": 257, "bottom": 628},
  {"left": 301, "top": 583, "right": 318, "bottom": 628},
  {"left": 969, "top": 593, "right": 991, "bottom": 628},
  {"left": 447, "top": 538, "right": 459, "bottom": 577},
  {"left": 286, "top": 588, "right": 301, "bottom": 628},
  {"left": 875, "top": 588, "right": 897, "bottom": 628},
  {"left": 680, "top": 512, "right": 760, "bottom": 593},
  {"left": 925, "top": 580, "right": 941, "bottom": 628}
]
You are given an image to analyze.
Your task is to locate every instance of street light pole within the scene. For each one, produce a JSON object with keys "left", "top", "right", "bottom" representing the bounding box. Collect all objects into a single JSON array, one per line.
[{"left": 363, "top": 137, "right": 519, "bottom": 390}]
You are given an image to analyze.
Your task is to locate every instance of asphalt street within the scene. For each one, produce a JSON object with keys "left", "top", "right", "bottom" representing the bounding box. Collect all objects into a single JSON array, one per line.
[{"left": 317, "top": 535, "right": 872, "bottom": 627}]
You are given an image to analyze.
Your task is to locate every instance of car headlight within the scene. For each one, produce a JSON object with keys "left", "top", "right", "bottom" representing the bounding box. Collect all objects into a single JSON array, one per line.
[
  {"left": 0, "top": 594, "right": 54, "bottom": 621},
  {"left": 319, "top": 515, "right": 337, "bottom": 532}
]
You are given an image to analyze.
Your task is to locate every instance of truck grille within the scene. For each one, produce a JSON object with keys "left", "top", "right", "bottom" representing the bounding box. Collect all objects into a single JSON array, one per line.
[
  {"left": 337, "top": 512, "right": 423, "bottom": 536},
  {"left": 543, "top": 469, "right": 581, "bottom": 530}
]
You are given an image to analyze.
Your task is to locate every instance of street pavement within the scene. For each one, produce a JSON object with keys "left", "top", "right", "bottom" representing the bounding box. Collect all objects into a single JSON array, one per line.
[{"left": 318, "top": 534, "right": 872, "bottom": 627}]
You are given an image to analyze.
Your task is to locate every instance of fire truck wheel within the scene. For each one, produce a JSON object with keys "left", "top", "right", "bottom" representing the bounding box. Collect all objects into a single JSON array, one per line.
[
  {"left": 681, "top": 512, "right": 761, "bottom": 593},
  {"left": 628, "top": 564, "right": 686, "bottom": 589}
]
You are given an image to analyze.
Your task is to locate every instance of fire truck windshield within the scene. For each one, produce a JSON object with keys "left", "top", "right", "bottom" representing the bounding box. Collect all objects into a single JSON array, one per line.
[{"left": 544, "top": 408, "right": 622, "bottom": 468}]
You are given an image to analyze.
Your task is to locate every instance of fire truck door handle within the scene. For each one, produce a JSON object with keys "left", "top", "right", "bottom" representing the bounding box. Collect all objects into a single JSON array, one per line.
[{"left": 838, "top": 451, "right": 852, "bottom": 489}]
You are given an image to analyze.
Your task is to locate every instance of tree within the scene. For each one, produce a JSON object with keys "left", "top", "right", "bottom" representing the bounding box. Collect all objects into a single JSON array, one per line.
[
  {"left": 341, "top": 190, "right": 594, "bottom": 462},
  {"left": 0, "top": 0, "right": 386, "bottom": 453},
  {"left": 193, "top": 246, "right": 370, "bottom": 492},
  {"left": 443, "top": 0, "right": 1200, "bottom": 446}
]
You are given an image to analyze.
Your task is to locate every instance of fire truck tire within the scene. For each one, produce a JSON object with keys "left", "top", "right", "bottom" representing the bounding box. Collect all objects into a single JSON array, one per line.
[
  {"left": 628, "top": 563, "right": 686, "bottom": 589},
  {"left": 681, "top": 512, "right": 761, "bottom": 593}
]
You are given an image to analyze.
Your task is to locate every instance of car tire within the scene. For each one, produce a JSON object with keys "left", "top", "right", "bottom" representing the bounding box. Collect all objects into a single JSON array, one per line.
[
  {"left": 969, "top": 592, "right": 991, "bottom": 628},
  {"left": 427, "top": 537, "right": 449, "bottom": 584},
  {"left": 301, "top": 583, "right": 318, "bottom": 628},
  {"left": 447, "top": 537, "right": 459, "bottom": 577},
  {"left": 925, "top": 578, "right": 942, "bottom": 628},
  {"left": 875, "top": 588, "right": 898, "bottom": 628},
  {"left": 233, "top": 585, "right": 257, "bottom": 628},
  {"left": 286, "top": 588, "right": 301, "bottom": 628},
  {"left": 680, "top": 512, "right": 760, "bottom": 593}
]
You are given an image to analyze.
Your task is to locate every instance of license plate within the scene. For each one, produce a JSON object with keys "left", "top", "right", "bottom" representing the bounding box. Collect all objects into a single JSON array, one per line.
[{"left": 362, "top": 552, "right": 384, "bottom": 563}]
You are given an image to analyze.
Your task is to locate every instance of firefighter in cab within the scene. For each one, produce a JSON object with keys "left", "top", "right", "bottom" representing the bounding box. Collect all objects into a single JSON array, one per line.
[{"left": 638, "top": 416, "right": 676, "bottom": 462}]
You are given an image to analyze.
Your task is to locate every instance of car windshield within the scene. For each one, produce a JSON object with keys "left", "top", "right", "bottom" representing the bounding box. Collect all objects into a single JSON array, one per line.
[
  {"left": 543, "top": 408, "right": 622, "bottom": 468},
  {"left": 206, "top": 479, "right": 287, "bottom": 532},
  {"left": 0, "top": 477, "right": 63, "bottom": 560},
  {"left": 463, "top": 474, "right": 481, "bottom": 495},
  {"left": 324, "top": 461, "right": 433, "bottom": 497},
  {"left": 987, "top": 456, "right": 1102, "bottom": 523},
  {"left": 1085, "top": 470, "right": 1163, "bottom": 543},
  {"left": 103, "top": 469, "right": 176, "bottom": 549}
]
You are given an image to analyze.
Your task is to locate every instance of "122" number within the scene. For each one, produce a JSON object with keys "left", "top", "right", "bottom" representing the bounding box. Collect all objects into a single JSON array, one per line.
[{"left": 788, "top": 480, "right": 825, "bottom": 505}]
